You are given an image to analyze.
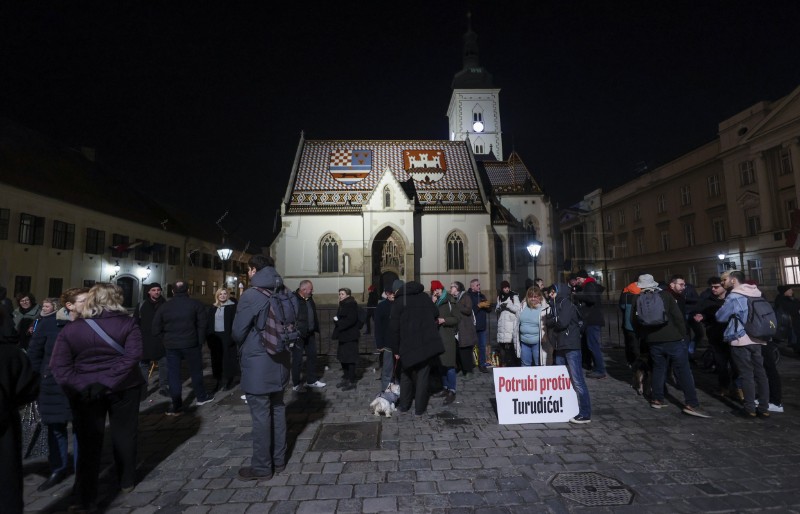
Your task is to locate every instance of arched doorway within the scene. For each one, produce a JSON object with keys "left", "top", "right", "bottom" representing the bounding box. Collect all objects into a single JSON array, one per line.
[
  {"left": 371, "top": 226, "right": 406, "bottom": 292},
  {"left": 115, "top": 276, "right": 139, "bottom": 308}
]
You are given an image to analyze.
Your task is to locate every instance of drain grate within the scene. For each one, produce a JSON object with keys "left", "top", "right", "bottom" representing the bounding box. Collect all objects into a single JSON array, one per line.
[
  {"left": 310, "top": 422, "right": 381, "bottom": 451},
  {"left": 550, "top": 472, "right": 634, "bottom": 507}
]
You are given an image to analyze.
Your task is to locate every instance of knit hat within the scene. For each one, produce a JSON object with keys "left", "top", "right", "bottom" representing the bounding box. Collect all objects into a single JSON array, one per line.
[
  {"left": 430, "top": 280, "right": 445, "bottom": 292},
  {"left": 144, "top": 282, "right": 162, "bottom": 292},
  {"left": 636, "top": 274, "right": 659, "bottom": 289},
  {"left": 368, "top": 285, "right": 375, "bottom": 292},
  {"left": 500, "top": 280, "right": 511, "bottom": 289},
  {"left": 392, "top": 279, "right": 405, "bottom": 293},
  {"left": 576, "top": 270, "right": 589, "bottom": 279}
]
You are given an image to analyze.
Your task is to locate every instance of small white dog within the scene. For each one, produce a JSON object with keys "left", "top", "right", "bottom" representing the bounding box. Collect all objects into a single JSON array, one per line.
[{"left": 370, "top": 383, "right": 400, "bottom": 417}]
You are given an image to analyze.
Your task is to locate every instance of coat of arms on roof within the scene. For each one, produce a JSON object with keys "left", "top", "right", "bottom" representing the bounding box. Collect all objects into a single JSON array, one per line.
[
  {"left": 329, "top": 149, "right": 372, "bottom": 184},
  {"left": 403, "top": 149, "right": 446, "bottom": 183}
]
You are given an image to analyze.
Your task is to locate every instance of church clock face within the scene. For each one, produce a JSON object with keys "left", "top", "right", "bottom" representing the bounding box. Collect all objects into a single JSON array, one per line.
[{"left": 472, "top": 121, "right": 484, "bottom": 132}]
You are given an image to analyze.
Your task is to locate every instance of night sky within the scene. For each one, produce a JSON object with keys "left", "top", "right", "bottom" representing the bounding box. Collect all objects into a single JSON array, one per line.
[{"left": 2, "top": 1, "right": 799, "bottom": 249}]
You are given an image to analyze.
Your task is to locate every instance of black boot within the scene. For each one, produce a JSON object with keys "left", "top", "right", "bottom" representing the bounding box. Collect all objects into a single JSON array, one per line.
[{"left": 37, "top": 471, "right": 67, "bottom": 492}]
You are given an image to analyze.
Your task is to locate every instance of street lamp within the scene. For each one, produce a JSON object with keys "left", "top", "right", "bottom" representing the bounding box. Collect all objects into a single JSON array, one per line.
[
  {"left": 718, "top": 253, "right": 725, "bottom": 261},
  {"left": 217, "top": 238, "right": 233, "bottom": 290},
  {"left": 110, "top": 260, "right": 121, "bottom": 281},
  {"left": 527, "top": 240, "right": 542, "bottom": 282}
]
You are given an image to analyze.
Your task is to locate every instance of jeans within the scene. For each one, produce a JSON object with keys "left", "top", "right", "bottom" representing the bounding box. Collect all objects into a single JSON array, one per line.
[
  {"left": 476, "top": 330, "right": 488, "bottom": 366},
  {"left": 291, "top": 334, "right": 318, "bottom": 386},
  {"left": 555, "top": 349, "right": 591, "bottom": 419},
  {"left": 649, "top": 340, "right": 699, "bottom": 407},
  {"left": 761, "top": 342, "right": 782, "bottom": 405},
  {"left": 380, "top": 348, "right": 395, "bottom": 390},
  {"left": 585, "top": 325, "right": 606, "bottom": 374},
  {"left": 167, "top": 346, "right": 211, "bottom": 411},
  {"left": 441, "top": 366, "right": 457, "bottom": 392},
  {"left": 245, "top": 390, "right": 287, "bottom": 474},
  {"left": 520, "top": 342, "right": 540, "bottom": 366},
  {"left": 730, "top": 344, "right": 769, "bottom": 413},
  {"left": 47, "top": 422, "right": 78, "bottom": 475}
]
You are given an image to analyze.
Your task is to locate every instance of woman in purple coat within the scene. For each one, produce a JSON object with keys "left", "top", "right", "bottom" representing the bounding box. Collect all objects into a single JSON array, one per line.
[{"left": 50, "top": 283, "right": 144, "bottom": 511}]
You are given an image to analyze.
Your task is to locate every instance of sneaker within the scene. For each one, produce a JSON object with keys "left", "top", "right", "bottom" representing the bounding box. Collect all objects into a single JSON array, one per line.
[
  {"left": 306, "top": 380, "right": 326, "bottom": 388},
  {"left": 768, "top": 403, "right": 784, "bottom": 413},
  {"left": 586, "top": 372, "right": 607, "bottom": 379},
  {"left": 569, "top": 415, "right": 591, "bottom": 424},
  {"left": 756, "top": 409, "right": 771, "bottom": 418},
  {"left": 240, "top": 394, "right": 247, "bottom": 400},
  {"left": 483, "top": 363, "right": 494, "bottom": 368},
  {"left": 292, "top": 384, "right": 305, "bottom": 392},
  {"left": 682, "top": 405, "right": 711, "bottom": 418},
  {"left": 165, "top": 408, "right": 183, "bottom": 417},
  {"left": 478, "top": 366, "right": 489, "bottom": 374},
  {"left": 444, "top": 391, "right": 456, "bottom": 405},
  {"left": 650, "top": 400, "right": 668, "bottom": 409},
  {"left": 196, "top": 395, "right": 216, "bottom": 406},
  {"left": 237, "top": 466, "right": 273, "bottom": 481}
]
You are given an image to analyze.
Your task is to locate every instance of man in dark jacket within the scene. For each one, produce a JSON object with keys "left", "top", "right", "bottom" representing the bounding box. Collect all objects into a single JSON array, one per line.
[
  {"left": 374, "top": 285, "right": 396, "bottom": 391},
  {"left": 233, "top": 254, "right": 291, "bottom": 480},
  {"left": 573, "top": 270, "right": 607, "bottom": 379},
  {"left": 635, "top": 274, "right": 710, "bottom": 418},
  {"left": 468, "top": 278, "right": 492, "bottom": 372},
  {"left": 546, "top": 283, "right": 591, "bottom": 424},
  {"left": 152, "top": 280, "right": 214, "bottom": 415},
  {"left": 387, "top": 280, "right": 444, "bottom": 415},
  {"left": 291, "top": 280, "right": 325, "bottom": 392},
  {"left": 135, "top": 282, "right": 168, "bottom": 396}
]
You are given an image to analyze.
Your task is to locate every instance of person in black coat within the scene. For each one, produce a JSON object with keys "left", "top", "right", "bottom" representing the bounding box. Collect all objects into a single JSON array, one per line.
[
  {"left": 387, "top": 280, "right": 445, "bottom": 415},
  {"left": 0, "top": 341, "right": 39, "bottom": 514},
  {"left": 206, "top": 288, "right": 238, "bottom": 392},
  {"left": 135, "top": 283, "right": 168, "bottom": 396},
  {"left": 333, "top": 288, "right": 360, "bottom": 391}
]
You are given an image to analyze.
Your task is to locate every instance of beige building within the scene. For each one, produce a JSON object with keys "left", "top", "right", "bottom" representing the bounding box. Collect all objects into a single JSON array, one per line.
[
  {"left": 560, "top": 84, "right": 800, "bottom": 297},
  {"left": 0, "top": 122, "right": 251, "bottom": 307}
]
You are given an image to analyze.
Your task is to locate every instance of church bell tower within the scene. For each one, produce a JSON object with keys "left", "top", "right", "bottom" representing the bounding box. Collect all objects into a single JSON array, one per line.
[{"left": 446, "top": 12, "right": 503, "bottom": 160}]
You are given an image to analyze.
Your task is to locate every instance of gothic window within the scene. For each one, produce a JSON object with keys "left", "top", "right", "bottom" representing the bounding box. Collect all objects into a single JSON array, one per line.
[
  {"left": 320, "top": 233, "right": 339, "bottom": 273},
  {"left": 383, "top": 186, "right": 391, "bottom": 208},
  {"left": 381, "top": 237, "right": 401, "bottom": 269},
  {"left": 447, "top": 232, "right": 465, "bottom": 271}
]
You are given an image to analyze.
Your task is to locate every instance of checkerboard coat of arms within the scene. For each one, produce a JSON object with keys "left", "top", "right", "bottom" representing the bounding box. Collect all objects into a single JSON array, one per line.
[{"left": 329, "top": 149, "right": 372, "bottom": 184}]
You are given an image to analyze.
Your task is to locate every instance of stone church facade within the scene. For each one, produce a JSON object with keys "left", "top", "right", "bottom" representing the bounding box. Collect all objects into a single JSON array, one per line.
[{"left": 270, "top": 22, "right": 553, "bottom": 304}]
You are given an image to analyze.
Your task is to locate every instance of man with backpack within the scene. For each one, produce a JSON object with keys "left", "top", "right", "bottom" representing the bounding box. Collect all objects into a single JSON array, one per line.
[
  {"left": 232, "top": 254, "right": 292, "bottom": 480},
  {"left": 634, "top": 274, "right": 710, "bottom": 417},
  {"left": 715, "top": 271, "right": 771, "bottom": 418}
]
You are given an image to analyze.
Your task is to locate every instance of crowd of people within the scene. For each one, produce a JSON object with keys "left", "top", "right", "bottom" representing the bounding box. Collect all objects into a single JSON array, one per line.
[{"left": 2, "top": 260, "right": 796, "bottom": 512}]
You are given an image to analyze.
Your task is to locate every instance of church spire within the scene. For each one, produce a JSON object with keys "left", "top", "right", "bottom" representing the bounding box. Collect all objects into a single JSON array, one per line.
[{"left": 451, "top": 11, "right": 493, "bottom": 89}]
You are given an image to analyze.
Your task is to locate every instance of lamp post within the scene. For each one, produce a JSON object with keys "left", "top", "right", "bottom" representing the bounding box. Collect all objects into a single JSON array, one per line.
[
  {"left": 527, "top": 240, "right": 542, "bottom": 282},
  {"left": 109, "top": 260, "right": 121, "bottom": 282},
  {"left": 217, "top": 238, "right": 233, "bottom": 291}
]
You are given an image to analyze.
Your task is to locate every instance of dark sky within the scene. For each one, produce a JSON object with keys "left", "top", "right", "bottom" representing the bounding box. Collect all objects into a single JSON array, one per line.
[{"left": 2, "top": 1, "right": 799, "bottom": 249}]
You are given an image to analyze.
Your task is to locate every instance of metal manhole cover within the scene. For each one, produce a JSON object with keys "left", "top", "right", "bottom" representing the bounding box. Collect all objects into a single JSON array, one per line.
[
  {"left": 311, "top": 422, "right": 381, "bottom": 451},
  {"left": 550, "top": 472, "right": 634, "bottom": 506}
]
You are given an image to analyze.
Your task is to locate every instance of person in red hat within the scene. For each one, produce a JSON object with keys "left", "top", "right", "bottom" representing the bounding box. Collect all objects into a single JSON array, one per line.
[{"left": 431, "top": 280, "right": 459, "bottom": 404}]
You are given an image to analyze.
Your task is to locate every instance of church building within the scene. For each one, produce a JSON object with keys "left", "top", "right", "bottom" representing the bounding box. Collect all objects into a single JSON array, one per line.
[{"left": 270, "top": 19, "right": 553, "bottom": 303}]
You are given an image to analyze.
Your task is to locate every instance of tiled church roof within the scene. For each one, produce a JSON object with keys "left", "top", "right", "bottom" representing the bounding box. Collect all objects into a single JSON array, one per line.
[
  {"left": 285, "top": 139, "right": 487, "bottom": 214},
  {"left": 483, "top": 151, "right": 542, "bottom": 194}
]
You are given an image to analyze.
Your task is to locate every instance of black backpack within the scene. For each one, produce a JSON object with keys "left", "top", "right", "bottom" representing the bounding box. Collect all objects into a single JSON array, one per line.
[
  {"left": 635, "top": 290, "right": 668, "bottom": 328},
  {"left": 735, "top": 295, "right": 778, "bottom": 340},
  {"left": 253, "top": 287, "right": 300, "bottom": 355},
  {"left": 356, "top": 306, "right": 367, "bottom": 330}
]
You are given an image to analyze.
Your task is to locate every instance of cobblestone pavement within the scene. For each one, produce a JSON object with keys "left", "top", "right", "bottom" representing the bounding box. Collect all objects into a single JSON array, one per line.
[{"left": 22, "top": 342, "right": 800, "bottom": 513}]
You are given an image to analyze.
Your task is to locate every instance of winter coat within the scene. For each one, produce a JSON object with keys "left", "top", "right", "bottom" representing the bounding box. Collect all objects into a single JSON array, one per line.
[
  {"left": 774, "top": 294, "right": 800, "bottom": 343},
  {"left": 573, "top": 278, "right": 605, "bottom": 326},
  {"left": 387, "top": 281, "right": 444, "bottom": 368},
  {"left": 618, "top": 282, "right": 641, "bottom": 332},
  {"left": 436, "top": 293, "right": 460, "bottom": 368},
  {"left": 333, "top": 296, "right": 360, "bottom": 364},
  {"left": 545, "top": 283, "right": 582, "bottom": 352},
  {"left": 134, "top": 296, "right": 166, "bottom": 360},
  {"left": 374, "top": 298, "right": 393, "bottom": 351},
  {"left": 455, "top": 292, "right": 477, "bottom": 348},
  {"left": 467, "top": 290, "right": 491, "bottom": 332},
  {"left": 50, "top": 310, "right": 145, "bottom": 396},
  {"left": 517, "top": 301, "right": 547, "bottom": 360},
  {"left": 495, "top": 292, "right": 521, "bottom": 344},
  {"left": 716, "top": 284, "right": 768, "bottom": 346},
  {"left": 231, "top": 266, "right": 291, "bottom": 394},
  {"left": 152, "top": 292, "right": 208, "bottom": 350},
  {"left": 293, "top": 290, "right": 319, "bottom": 337},
  {"left": 27, "top": 309, "right": 73, "bottom": 424},
  {"left": 695, "top": 293, "right": 727, "bottom": 346}
]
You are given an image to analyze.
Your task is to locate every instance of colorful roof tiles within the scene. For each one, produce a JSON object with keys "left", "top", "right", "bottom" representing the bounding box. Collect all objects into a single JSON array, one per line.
[{"left": 483, "top": 151, "right": 542, "bottom": 194}]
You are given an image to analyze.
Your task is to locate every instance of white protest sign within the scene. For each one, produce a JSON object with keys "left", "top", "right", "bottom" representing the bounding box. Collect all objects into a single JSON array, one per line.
[{"left": 493, "top": 365, "right": 579, "bottom": 424}]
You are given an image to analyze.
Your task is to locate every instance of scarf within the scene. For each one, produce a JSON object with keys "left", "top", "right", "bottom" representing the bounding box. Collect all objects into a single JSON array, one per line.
[
  {"left": 435, "top": 291, "right": 449, "bottom": 307},
  {"left": 499, "top": 290, "right": 517, "bottom": 303}
]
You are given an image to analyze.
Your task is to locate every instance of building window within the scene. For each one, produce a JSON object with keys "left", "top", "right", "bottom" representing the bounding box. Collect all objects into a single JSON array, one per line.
[
  {"left": 787, "top": 200, "right": 798, "bottom": 227},
  {"left": 48, "top": 278, "right": 63, "bottom": 298},
  {"left": 200, "top": 280, "right": 207, "bottom": 296},
  {"left": 0, "top": 208, "right": 9, "bottom": 240},
  {"left": 712, "top": 217, "right": 726, "bottom": 242},
  {"left": 474, "top": 143, "right": 484, "bottom": 154},
  {"left": 85, "top": 228, "right": 106, "bottom": 255},
  {"left": 783, "top": 256, "right": 800, "bottom": 283},
  {"left": 747, "top": 259, "right": 763, "bottom": 285},
  {"left": 168, "top": 246, "right": 181, "bottom": 265},
  {"left": 636, "top": 234, "right": 645, "bottom": 255},
  {"left": 707, "top": 174, "right": 720, "bottom": 197},
  {"left": 684, "top": 223, "right": 695, "bottom": 247},
  {"left": 633, "top": 203, "right": 641, "bottom": 221},
  {"left": 320, "top": 233, "right": 339, "bottom": 273},
  {"left": 605, "top": 214, "right": 612, "bottom": 232},
  {"left": 473, "top": 111, "right": 483, "bottom": 122},
  {"left": 680, "top": 185, "right": 691, "bottom": 206},
  {"left": 52, "top": 220, "right": 75, "bottom": 250},
  {"left": 152, "top": 243, "right": 166, "bottom": 263},
  {"left": 187, "top": 279, "right": 194, "bottom": 295},
  {"left": 780, "top": 147, "right": 793, "bottom": 176},
  {"left": 660, "top": 230, "right": 670, "bottom": 251},
  {"left": 746, "top": 215, "right": 761, "bottom": 236},
  {"left": 343, "top": 254, "right": 351, "bottom": 274},
  {"left": 687, "top": 265, "right": 698, "bottom": 287},
  {"left": 202, "top": 253, "right": 213, "bottom": 269},
  {"left": 111, "top": 233, "right": 129, "bottom": 258},
  {"left": 447, "top": 232, "right": 465, "bottom": 271},
  {"left": 134, "top": 239, "right": 149, "bottom": 261},
  {"left": 619, "top": 239, "right": 628, "bottom": 257},
  {"left": 14, "top": 275, "right": 32, "bottom": 296},
  {"left": 18, "top": 213, "right": 45, "bottom": 245},
  {"left": 657, "top": 194, "right": 666, "bottom": 213},
  {"left": 618, "top": 209, "right": 625, "bottom": 226},
  {"left": 739, "top": 160, "right": 755, "bottom": 185},
  {"left": 383, "top": 186, "right": 391, "bottom": 208}
]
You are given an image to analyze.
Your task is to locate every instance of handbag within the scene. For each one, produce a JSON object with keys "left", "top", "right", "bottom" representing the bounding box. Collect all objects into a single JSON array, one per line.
[{"left": 21, "top": 401, "right": 47, "bottom": 459}]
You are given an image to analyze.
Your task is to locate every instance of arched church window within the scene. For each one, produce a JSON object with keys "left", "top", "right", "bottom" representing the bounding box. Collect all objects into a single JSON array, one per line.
[
  {"left": 320, "top": 233, "right": 339, "bottom": 273},
  {"left": 475, "top": 143, "right": 484, "bottom": 154},
  {"left": 383, "top": 186, "right": 391, "bottom": 208},
  {"left": 446, "top": 232, "right": 465, "bottom": 271}
]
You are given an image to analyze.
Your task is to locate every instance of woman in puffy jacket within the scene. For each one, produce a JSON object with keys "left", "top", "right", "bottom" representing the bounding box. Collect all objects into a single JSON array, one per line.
[{"left": 495, "top": 281, "right": 521, "bottom": 367}]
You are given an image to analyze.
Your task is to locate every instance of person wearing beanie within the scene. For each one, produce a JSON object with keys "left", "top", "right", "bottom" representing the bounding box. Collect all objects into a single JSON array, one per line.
[
  {"left": 431, "top": 280, "right": 459, "bottom": 404},
  {"left": 495, "top": 281, "right": 521, "bottom": 367},
  {"left": 135, "top": 282, "right": 169, "bottom": 397}
]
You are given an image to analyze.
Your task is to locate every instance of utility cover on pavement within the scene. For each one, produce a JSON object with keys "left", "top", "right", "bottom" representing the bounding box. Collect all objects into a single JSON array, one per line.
[
  {"left": 311, "top": 422, "right": 381, "bottom": 451},
  {"left": 550, "top": 472, "right": 634, "bottom": 507}
]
